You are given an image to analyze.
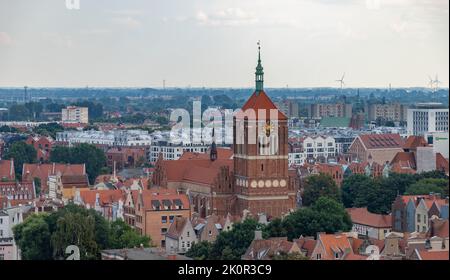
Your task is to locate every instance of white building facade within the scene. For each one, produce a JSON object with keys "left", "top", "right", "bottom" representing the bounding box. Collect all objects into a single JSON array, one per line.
[{"left": 407, "top": 104, "right": 449, "bottom": 136}]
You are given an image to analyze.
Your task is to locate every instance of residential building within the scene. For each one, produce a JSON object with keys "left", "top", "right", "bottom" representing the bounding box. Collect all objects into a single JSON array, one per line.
[
  {"left": 367, "top": 103, "right": 408, "bottom": 122},
  {"left": 242, "top": 231, "right": 301, "bottom": 260},
  {"left": 47, "top": 173, "right": 90, "bottom": 201},
  {"left": 348, "top": 133, "right": 404, "bottom": 164},
  {"left": 391, "top": 195, "right": 449, "bottom": 233},
  {"left": 106, "top": 147, "right": 147, "bottom": 170},
  {"left": 0, "top": 205, "right": 32, "bottom": 260},
  {"left": 61, "top": 106, "right": 89, "bottom": 124},
  {"left": 73, "top": 189, "right": 125, "bottom": 221},
  {"left": 0, "top": 181, "right": 36, "bottom": 207},
  {"left": 165, "top": 216, "right": 197, "bottom": 254},
  {"left": 26, "top": 135, "right": 54, "bottom": 162},
  {"left": 347, "top": 208, "right": 392, "bottom": 240},
  {"left": 311, "top": 232, "right": 360, "bottom": 260},
  {"left": 123, "top": 189, "right": 191, "bottom": 247},
  {"left": 407, "top": 103, "right": 449, "bottom": 136},
  {"left": 22, "top": 163, "right": 86, "bottom": 195},
  {"left": 56, "top": 129, "right": 152, "bottom": 153},
  {"left": 309, "top": 103, "right": 353, "bottom": 118},
  {"left": 275, "top": 100, "right": 299, "bottom": 118},
  {"left": 149, "top": 140, "right": 208, "bottom": 163}
]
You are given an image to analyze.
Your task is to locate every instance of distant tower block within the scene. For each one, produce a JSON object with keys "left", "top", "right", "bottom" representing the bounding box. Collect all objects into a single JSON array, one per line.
[{"left": 24, "top": 86, "right": 28, "bottom": 103}]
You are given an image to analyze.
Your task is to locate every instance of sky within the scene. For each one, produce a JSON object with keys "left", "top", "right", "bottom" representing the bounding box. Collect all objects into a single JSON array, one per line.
[{"left": 0, "top": 0, "right": 448, "bottom": 88}]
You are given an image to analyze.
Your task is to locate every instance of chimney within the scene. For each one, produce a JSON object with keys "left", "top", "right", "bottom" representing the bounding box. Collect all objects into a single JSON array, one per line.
[
  {"left": 167, "top": 253, "right": 177, "bottom": 260},
  {"left": 254, "top": 230, "right": 262, "bottom": 240}
]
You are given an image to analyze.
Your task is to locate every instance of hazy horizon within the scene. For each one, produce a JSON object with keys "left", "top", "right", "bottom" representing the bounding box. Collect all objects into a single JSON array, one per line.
[{"left": 0, "top": 0, "right": 448, "bottom": 88}]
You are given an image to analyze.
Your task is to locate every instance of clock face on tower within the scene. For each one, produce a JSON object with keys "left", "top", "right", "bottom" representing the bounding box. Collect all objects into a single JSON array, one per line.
[
  {"left": 259, "top": 120, "right": 278, "bottom": 155},
  {"left": 263, "top": 120, "right": 274, "bottom": 137}
]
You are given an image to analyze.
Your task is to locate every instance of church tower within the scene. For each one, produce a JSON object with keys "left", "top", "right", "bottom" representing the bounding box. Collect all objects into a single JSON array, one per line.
[{"left": 232, "top": 43, "right": 296, "bottom": 218}]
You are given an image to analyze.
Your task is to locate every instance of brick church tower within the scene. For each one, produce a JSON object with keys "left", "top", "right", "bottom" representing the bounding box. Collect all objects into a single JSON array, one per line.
[{"left": 232, "top": 43, "right": 296, "bottom": 218}]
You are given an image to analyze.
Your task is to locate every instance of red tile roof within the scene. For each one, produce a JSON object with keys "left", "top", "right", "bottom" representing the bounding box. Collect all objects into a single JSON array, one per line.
[
  {"left": 166, "top": 216, "right": 188, "bottom": 239},
  {"left": 436, "top": 153, "right": 449, "bottom": 174},
  {"left": 347, "top": 208, "right": 392, "bottom": 228},
  {"left": 359, "top": 134, "right": 403, "bottom": 149},
  {"left": 0, "top": 159, "right": 15, "bottom": 181},
  {"left": 294, "top": 237, "right": 317, "bottom": 258},
  {"left": 403, "top": 136, "right": 428, "bottom": 150},
  {"left": 390, "top": 152, "right": 417, "bottom": 171},
  {"left": 79, "top": 189, "right": 125, "bottom": 206},
  {"left": 318, "top": 233, "right": 353, "bottom": 260},
  {"left": 416, "top": 250, "right": 449, "bottom": 260},
  {"left": 428, "top": 219, "right": 449, "bottom": 238},
  {"left": 237, "top": 91, "right": 287, "bottom": 120},
  {"left": 22, "top": 163, "right": 86, "bottom": 192}
]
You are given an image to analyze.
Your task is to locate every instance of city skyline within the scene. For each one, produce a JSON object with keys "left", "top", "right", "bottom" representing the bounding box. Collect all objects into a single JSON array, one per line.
[{"left": 0, "top": 0, "right": 448, "bottom": 88}]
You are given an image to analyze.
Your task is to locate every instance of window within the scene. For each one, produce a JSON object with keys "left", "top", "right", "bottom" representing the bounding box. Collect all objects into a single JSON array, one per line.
[
  {"left": 169, "top": 216, "right": 174, "bottom": 223},
  {"left": 335, "top": 252, "right": 339, "bottom": 259},
  {"left": 208, "top": 230, "right": 212, "bottom": 236},
  {"left": 161, "top": 216, "right": 167, "bottom": 223},
  {"left": 316, "top": 253, "right": 321, "bottom": 260},
  {"left": 161, "top": 228, "right": 167, "bottom": 234},
  {"left": 187, "top": 231, "right": 190, "bottom": 237},
  {"left": 417, "top": 214, "right": 421, "bottom": 223}
]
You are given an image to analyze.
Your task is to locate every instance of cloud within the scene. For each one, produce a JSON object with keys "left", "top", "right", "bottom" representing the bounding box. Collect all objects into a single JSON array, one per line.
[
  {"left": 195, "top": 8, "right": 259, "bottom": 27},
  {"left": 113, "top": 17, "right": 141, "bottom": 29},
  {"left": 41, "top": 32, "right": 73, "bottom": 48},
  {"left": 0, "top": 32, "right": 13, "bottom": 46},
  {"left": 390, "top": 21, "right": 408, "bottom": 33}
]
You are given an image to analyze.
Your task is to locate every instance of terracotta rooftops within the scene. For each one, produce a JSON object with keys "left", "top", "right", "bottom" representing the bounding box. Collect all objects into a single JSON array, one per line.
[
  {"left": 416, "top": 250, "right": 449, "bottom": 260},
  {"left": 318, "top": 233, "right": 353, "bottom": 260},
  {"left": 403, "top": 135, "right": 429, "bottom": 150},
  {"left": 347, "top": 208, "right": 392, "bottom": 228},
  {"left": 236, "top": 90, "right": 287, "bottom": 120},
  {"left": 359, "top": 133, "right": 403, "bottom": 149},
  {"left": 166, "top": 216, "right": 188, "bottom": 239},
  {"left": 79, "top": 189, "right": 125, "bottom": 206}
]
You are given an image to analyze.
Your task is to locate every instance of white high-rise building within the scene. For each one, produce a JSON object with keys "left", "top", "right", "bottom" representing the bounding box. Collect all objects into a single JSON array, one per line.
[{"left": 407, "top": 103, "right": 449, "bottom": 136}]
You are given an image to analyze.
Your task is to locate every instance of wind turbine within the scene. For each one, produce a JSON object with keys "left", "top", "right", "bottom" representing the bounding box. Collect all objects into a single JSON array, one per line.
[
  {"left": 428, "top": 75, "right": 435, "bottom": 91},
  {"left": 433, "top": 74, "right": 442, "bottom": 91},
  {"left": 336, "top": 73, "right": 345, "bottom": 90}
]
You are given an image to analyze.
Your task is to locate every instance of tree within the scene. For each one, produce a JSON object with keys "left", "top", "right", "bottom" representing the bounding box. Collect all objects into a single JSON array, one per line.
[
  {"left": 341, "top": 174, "right": 377, "bottom": 208},
  {"left": 50, "top": 144, "right": 106, "bottom": 184},
  {"left": 8, "top": 104, "right": 30, "bottom": 121},
  {"left": 109, "top": 219, "right": 151, "bottom": 249},
  {"left": 185, "top": 241, "right": 212, "bottom": 260},
  {"left": 206, "top": 218, "right": 263, "bottom": 260},
  {"left": 0, "top": 125, "right": 19, "bottom": 133},
  {"left": 302, "top": 174, "right": 341, "bottom": 206},
  {"left": 33, "top": 123, "right": 64, "bottom": 138},
  {"left": 405, "top": 178, "right": 449, "bottom": 197},
  {"left": 3, "top": 141, "right": 37, "bottom": 176},
  {"left": 13, "top": 214, "right": 52, "bottom": 260},
  {"left": 267, "top": 197, "right": 352, "bottom": 240}
]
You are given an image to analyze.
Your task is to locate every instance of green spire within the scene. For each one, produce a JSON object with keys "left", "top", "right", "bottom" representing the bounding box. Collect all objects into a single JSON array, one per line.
[{"left": 255, "top": 41, "right": 264, "bottom": 92}]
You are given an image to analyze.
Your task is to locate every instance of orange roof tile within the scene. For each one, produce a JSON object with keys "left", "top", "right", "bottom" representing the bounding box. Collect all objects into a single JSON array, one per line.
[
  {"left": 417, "top": 250, "right": 449, "bottom": 260},
  {"left": 359, "top": 134, "right": 403, "bottom": 149},
  {"left": 347, "top": 208, "right": 392, "bottom": 228},
  {"left": 237, "top": 91, "right": 287, "bottom": 120},
  {"left": 403, "top": 136, "right": 428, "bottom": 150},
  {"left": 79, "top": 189, "right": 125, "bottom": 206},
  {"left": 318, "top": 233, "right": 353, "bottom": 260}
]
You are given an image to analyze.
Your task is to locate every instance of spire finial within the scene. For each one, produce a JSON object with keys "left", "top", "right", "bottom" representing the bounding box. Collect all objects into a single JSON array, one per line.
[{"left": 255, "top": 40, "right": 264, "bottom": 92}]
